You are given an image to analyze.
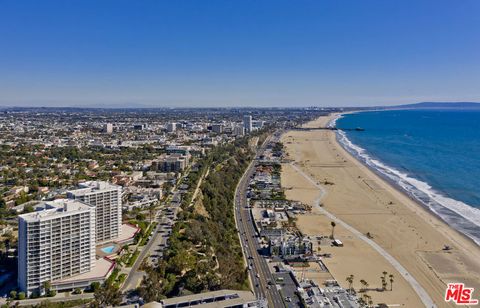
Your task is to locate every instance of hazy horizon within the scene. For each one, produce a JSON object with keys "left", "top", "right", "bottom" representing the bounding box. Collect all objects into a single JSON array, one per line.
[{"left": 1, "top": 100, "right": 480, "bottom": 110}]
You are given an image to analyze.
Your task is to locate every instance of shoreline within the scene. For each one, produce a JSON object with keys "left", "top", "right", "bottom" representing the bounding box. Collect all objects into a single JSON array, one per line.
[
  {"left": 332, "top": 111, "right": 480, "bottom": 247},
  {"left": 288, "top": 162, "right": 435, "bottom": 307},
  {"left": 281, "top": 114, "right": 480, "bottom": 307}
]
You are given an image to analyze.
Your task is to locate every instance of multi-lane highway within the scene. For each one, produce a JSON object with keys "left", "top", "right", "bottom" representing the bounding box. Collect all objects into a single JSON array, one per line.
[{"left": 234, "top": 132, "right": 285, "bottom": 308}]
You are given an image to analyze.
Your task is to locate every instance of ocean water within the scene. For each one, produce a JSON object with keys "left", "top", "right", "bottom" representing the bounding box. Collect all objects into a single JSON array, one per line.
[{"left": 335, "top": 109, "right": 480, "bottom": 245}]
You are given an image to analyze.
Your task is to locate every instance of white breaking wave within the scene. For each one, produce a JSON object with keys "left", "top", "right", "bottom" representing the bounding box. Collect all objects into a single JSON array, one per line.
[
  {"left": 337, "top": 129, "right": 480, "bottom": 245},
  {"left": 327, "top": 113, "right": 342, "bottom": 128}
]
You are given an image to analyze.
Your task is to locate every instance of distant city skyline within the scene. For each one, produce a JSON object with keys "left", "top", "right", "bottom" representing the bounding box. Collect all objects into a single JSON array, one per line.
[{"left": 1, "top": 0, "right": 479, "bottom": 107}]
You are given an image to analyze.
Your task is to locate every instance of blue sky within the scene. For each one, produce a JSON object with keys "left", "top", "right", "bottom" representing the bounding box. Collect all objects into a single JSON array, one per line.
[{"left": 1, "top": 0, "right": 479, "bottom": 107}]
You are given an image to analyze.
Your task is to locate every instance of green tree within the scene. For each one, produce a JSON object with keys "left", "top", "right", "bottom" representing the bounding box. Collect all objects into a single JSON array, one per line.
[
  {"left": 9, "top": 290, "right": 17, "bottom": 300},
  {"left": 138, "top": 269, "right": 165, "bottom": 302},
  {"left": 91, "top": 283, "right": 122, "bottom": 307},
  {"left": 23, "top": 204, "right": 34, "bottom": 213},
  {"left": 42, "top": 280, "right": 51, "bottom": 295},
  {"left": 90, "top": 282, "right": 101, "bottom": 292}
]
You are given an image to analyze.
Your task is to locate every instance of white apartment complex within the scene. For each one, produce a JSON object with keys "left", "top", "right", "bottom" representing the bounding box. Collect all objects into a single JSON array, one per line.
[
  {"left": 67, "top": 181, "right": 122, "bottom": 243},
  {"left": 18, "top": 200, "right": 96, "bottom": 295}
]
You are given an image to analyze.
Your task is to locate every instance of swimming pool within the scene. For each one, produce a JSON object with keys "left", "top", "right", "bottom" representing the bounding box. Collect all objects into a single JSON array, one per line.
[{"left": 101, "top": 245, "right": 115, "bottom": 254}]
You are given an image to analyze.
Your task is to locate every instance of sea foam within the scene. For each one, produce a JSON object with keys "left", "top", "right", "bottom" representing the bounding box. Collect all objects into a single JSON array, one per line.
[{"left": 333, "top": 114, "right": 480, "bottom": 245}]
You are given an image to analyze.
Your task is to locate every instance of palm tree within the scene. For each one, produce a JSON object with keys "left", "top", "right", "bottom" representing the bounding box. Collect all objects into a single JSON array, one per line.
[
  {"left": 346, "top": 274, "right": 354, "bottom": 294},
  {"left": 381, "top": 271, "right": 388, "bottom": 291},
  {"left": 330, "top": 221, "right": 336, "bottom": 239},
  {"left": 359, "top": 279, "right": 368, "bottom": 292},
  {"left": 362, "top": 293, "right": 371, "bottom": 306},
  {"left": 389, "top": 274, "right": 394, "bottom": 291},
  {"left": 381, "top": 277, "right": 387, "bottom": 291},
  {"left": 148, "top": 203, "right": 156, "bottom": 223}
]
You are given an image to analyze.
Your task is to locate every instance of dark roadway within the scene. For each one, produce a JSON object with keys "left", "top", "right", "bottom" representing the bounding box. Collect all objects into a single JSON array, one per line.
[{"left": 234, "top": 132, "right": 286, "bottom": 308}]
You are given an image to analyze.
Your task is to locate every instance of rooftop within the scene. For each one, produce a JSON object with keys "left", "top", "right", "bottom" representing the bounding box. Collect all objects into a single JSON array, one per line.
[
  {"left": 68, "top": 181, "right": 121, "bottom": 195},
  {"left": 115, "top": 224, "right": 141, "bottom": 244},
  {"left": 52, "top": 257, "right": 114, "bottom": 286},
  {"left": 144, "top": 289, "right": 258, "bottom": 308},
  {"left": 19, "top": 199, "right": 93, "bottom": 222}
]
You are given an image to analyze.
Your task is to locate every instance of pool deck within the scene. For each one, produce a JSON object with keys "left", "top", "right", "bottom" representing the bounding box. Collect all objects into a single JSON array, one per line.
[
  {"left": 96, "top": 243, "right": 121, "bottom": 258},
  {"left": 115, "top": 223, "right": 141, "bottom": 244},
  {"left": 96, "top": 224, "right": 140, "bottom": 258}
]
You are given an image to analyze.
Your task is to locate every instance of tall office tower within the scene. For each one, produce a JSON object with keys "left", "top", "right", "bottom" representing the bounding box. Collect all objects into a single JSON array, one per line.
[
  {"left": 243, "top": 115, "right": 252, "bottom": 133},
  {"left": 105, "top": 123, "right": 113, "bottom": 134},
  {"left": 166, "top": 122, "right": 177, "bottom": 132},
  {"left": 67, "top": 181, "right": 122, "bottom": 243},
  {"left": 18, "top": 200, "right": 96, "bottom": 295}
]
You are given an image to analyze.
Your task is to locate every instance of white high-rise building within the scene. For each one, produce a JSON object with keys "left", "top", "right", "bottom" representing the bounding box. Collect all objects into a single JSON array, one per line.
[
  {"left": 105, "top": 123, "right": 113, "bottom": 134},
  {"left": 243, "top": 115, "right": 252, "bottom": 133},
  {"left": 233, "top": 125, "right": 245, "bottom": 136},
  {"left": 18, "top": 200, "right": 96, "bottom": 295},
  {"left": 67, "top": 181, "right": 122, "bottom": 243},
  {"left": 167, "top": 122, "right": 177, "bottom": 133}
]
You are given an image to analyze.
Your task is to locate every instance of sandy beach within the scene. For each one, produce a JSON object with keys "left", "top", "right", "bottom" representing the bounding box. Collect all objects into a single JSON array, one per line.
[{"left": 281, "top": 114, "right": 480, "bottom": 307}]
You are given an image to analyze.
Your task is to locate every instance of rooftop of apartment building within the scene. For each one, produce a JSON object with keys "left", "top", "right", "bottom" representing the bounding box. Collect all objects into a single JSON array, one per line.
[
  {"left": 52, "top": 257, "right": 114, "bottom": 288},
  {"left": 68, "top": 181, "right": 121, "bottom": 195},
  {"left": 19, "top": 199, "right": 93, "bottom": 222}
]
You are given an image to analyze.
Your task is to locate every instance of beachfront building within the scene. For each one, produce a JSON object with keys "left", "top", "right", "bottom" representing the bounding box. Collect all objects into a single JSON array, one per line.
[
  {"left": 17, "top": 200, "right": 96, "bottom": 295},
  {"left": 67, "top": 181, "right": 122, "bottom": 243},
  {"left": 269, "top": 235, "right": 313, "bottom": 257}
]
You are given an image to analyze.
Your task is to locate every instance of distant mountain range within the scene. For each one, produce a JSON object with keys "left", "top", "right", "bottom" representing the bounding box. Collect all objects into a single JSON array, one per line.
[{"left": 391, "top": 102, "right": 480, "bottom": 110}]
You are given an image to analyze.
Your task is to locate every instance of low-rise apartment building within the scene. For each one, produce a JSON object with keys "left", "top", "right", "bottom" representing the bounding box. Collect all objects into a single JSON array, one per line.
[{"left": 151, "top": 154, "right": 190, "bottom": 173}]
